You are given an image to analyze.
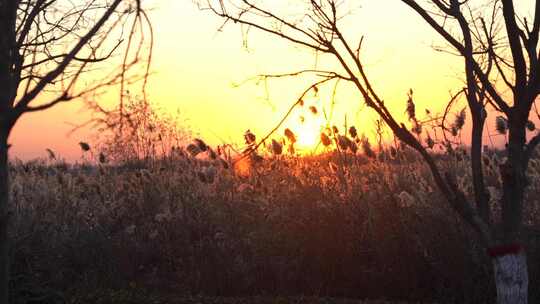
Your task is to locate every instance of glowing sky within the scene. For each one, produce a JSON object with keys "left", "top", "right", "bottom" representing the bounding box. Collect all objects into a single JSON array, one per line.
[{"left": 10, "top": 0, "right": 500, "bottom": 161}]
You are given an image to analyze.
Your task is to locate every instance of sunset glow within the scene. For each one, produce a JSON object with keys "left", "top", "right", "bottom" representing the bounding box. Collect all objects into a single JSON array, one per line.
[{"left": 8, "top": 0, "right": 518, "bottom": 160}]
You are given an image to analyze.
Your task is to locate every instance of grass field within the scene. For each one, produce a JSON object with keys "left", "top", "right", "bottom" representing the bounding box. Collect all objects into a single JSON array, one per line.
[{"left": 9, "top": 143, "right": 540, "bottom": 303}]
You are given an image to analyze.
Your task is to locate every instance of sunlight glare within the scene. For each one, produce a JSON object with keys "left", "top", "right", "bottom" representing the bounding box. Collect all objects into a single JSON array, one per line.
[
  {"left": 296, "top": 123, "right": 319, "bottom": 149},
  {"left": 289, "top": 111, "right": 326, "bottom": 152}
]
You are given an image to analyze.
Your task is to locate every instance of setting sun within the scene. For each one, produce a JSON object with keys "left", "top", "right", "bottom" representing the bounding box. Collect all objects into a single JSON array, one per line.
[
  {"left": 295, "top": 124, "right": 319, "bottom": 150},
  {"left": 290, "top": 116, "right": 326, "bottom": 151}
]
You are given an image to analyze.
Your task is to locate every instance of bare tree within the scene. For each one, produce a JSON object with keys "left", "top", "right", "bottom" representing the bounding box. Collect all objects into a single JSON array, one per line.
[
  {"left": 0, "top": 0, "right": 151, "bottom": 302},
  {"left": 199, "top": 0, "right": 539, "bottom": 302}
]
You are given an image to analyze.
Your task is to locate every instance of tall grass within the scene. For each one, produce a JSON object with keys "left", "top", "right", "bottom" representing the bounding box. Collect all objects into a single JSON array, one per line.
[{"left": 9, "top": 145, "right": 540, "bottom": 303}]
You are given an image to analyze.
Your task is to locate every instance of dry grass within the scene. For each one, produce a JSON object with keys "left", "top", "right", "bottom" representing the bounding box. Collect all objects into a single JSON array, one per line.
[{"left": 8, "top": 145, "right": 540, "bottom": 303}]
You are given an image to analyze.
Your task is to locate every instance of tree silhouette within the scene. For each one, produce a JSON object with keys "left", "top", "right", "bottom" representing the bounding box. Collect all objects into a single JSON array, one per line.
[
  {"left": 0, "top": 0, "right": 151, "bottom": 302},
  {"left": 200, "top": 1, "right": 539, "bottom": 302}
]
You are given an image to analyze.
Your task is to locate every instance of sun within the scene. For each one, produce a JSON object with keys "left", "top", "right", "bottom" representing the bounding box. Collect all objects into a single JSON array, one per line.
[
  {"left": 288, "top": 114, "right": 326, "bottom": 151},
  {"left": 296, "top": 123, "right": 319, "bottom": 149}
]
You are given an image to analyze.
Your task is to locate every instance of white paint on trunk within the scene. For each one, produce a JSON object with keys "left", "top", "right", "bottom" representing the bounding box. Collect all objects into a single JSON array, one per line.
[{"left": 492, "top": 252, "right": 528, "bottom": 304}]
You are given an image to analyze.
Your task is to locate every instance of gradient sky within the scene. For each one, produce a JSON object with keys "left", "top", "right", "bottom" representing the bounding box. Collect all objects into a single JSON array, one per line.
[{"left": 10, "top": 0, "right": 500, "bottom": 161}]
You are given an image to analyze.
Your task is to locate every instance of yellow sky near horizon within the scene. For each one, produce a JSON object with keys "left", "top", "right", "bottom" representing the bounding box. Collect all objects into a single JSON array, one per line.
[{"left": 10, "top": 0, "right": 500, "bottom": 161}]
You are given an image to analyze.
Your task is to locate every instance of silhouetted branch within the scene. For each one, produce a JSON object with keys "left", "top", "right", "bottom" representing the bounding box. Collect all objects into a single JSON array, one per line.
[
  {"left": 401, "top": 0, "right": 511, "bottom": 114},
  {"left": 13, "top": 0, "right": 124, "bottom": 119},
  {"left": 234, "top": 74, "right": 340, "bottom": 164}
]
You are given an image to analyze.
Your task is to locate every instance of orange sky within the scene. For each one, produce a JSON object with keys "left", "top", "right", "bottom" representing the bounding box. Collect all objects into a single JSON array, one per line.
[{"left": 10, "top": 0, "right": 514, "bottom": 161}]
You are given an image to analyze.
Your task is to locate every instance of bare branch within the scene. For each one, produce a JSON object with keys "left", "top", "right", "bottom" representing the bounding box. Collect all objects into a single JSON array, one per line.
[
  {"left": 401, "top": 0, "right": 511, "bottom": 114},
  {"left": 500, "top": 0, "right": 527, "bottom": 95},
  {"left": 234, "top": 75, "right": 340, "bottom": 164}
]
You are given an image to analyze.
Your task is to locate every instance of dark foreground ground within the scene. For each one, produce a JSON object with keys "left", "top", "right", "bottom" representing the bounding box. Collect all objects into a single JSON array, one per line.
[{"left": 71, "top": 293, "right": 420, "bottom": 304}]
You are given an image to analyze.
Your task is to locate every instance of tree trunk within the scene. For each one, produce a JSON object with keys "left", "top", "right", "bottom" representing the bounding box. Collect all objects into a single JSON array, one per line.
[
  {"left": 0, "top": 130, "right": 9, "bottom": 304},
  {"left": 501, "top": 122, "right": 526, "bottom": 240},
  {"left": 492, "top": 250, "right": 528, "bottom": 304},
  {"left": 495, "top": 115, "right": 529, "bottom": 304},
  {"left": 470, "top": 113, "right": 490, "bottom": 223}
]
